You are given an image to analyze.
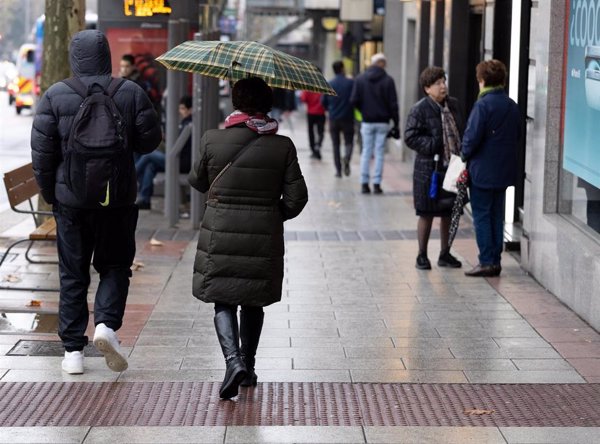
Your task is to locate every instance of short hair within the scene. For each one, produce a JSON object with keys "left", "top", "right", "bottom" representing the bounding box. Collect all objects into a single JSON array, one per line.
[
  {"left": 419, "top": 66, "right": 446, "bottom": 92},
  {"left": 332, "top": 61, "right": 344, "bottom": 75},
  {"left": 179, "top": 95, "right": 192, "bottom": 109},
  {"left": 121, "top": 54, "right": 135, "bottom": 65},
  {"left": 476, "top": 59, "right": 507, "bottom": 87},
  {"left": 231, "top": 77, "right": 273, "bottom": 114}
]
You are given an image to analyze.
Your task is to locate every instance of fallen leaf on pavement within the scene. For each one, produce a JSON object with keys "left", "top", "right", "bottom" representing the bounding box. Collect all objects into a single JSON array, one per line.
[
  {"left": 327, "top": 201, "right": 342, "bottom": 209},
  {"left": 26, "top": 300, "right": 41, "bottom": 307},
  {"left": 150, "top": 238, "right": 164, "bottom": 246},
  {"left": 3, "top": 274, "right": 21, "bottom": 283},
  {"left": 464, "top": 408, "right": 495, "bottom": 415}
]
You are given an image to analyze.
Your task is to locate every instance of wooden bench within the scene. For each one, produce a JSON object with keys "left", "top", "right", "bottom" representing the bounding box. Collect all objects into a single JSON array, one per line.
[{"left": 0, "top": 163, "right": 59, "bottom": 291}]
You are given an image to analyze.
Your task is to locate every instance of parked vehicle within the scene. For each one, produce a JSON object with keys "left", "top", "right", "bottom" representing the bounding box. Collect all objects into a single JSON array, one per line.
[{"left": 13, "top": 43, "right": 36, "bottom": 114}]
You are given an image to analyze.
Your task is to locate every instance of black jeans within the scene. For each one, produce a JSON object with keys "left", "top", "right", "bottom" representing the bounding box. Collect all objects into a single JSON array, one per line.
[
  {"left": 329, "top": 118, "right": 355, "bottom": 173},
  {"left": 307, "top": 114, "right": 326, "bottom": 153},
  {"left": 53, "top": 203, "right": 139, "bottom": 352}
]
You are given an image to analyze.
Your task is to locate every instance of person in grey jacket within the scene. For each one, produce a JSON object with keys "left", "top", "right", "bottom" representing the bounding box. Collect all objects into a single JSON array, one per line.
[
  {"left": 189, "top": 77, "right": 308, "bottom": 400},
  {"left": 31, "top": 30, "right": 161, "bottom": 375}
]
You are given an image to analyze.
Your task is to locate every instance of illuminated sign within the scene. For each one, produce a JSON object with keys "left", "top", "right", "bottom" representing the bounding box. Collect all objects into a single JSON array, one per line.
[{"left": 124, "top": 0, "right": 171, "bottom": 17}]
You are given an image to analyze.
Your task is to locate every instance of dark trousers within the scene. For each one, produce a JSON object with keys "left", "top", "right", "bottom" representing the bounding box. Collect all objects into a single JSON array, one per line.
[
  {"left": 53, "top": 203, "right": 139, "bottom": 352},
  {"left": 329, "top": 118, "right": 355, "bottom": 173},
  {"left": 307, "top": 114, "right": 325, "bottom": 153},
  {"left": 469, "top": 185, "right": 505, "bottom": 266}
]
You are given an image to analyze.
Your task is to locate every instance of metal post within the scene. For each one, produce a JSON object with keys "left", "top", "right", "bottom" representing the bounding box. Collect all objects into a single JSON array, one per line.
[
  {"left": 190, "top": 32, "right": 206, "bottom": 230},
  {"left": 165, "top": 19, "right": 185, "bottom": 227}
]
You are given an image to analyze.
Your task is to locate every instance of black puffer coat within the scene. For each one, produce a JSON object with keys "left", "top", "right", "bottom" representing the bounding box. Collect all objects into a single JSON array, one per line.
[
  {"left": 31, "top": 30, "right": 161, "bottom": 207},
  {"left": 189, "top": 127, "right": 308, "bottom": 307},
  {"left": 404, "top": 96, "right": 465, "bottom": 216}
]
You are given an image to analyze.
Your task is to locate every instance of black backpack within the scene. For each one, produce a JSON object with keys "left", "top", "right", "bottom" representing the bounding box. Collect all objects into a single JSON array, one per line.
[{"left": 62, "top": 77, "right": 130, "bottom": 208}]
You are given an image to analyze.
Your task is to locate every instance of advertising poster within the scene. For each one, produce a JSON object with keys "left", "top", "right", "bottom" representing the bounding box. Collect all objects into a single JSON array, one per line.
[{"left": 563, "top": 0, "right": 600, "bottom": 187}]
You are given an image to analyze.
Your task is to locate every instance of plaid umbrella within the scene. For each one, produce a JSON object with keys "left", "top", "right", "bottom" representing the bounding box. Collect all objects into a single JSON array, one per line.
[
  {"left": 447, "top": 169, "right": 470, "bottom": 248},
  {"left": 156, "top": 40, "right": 336, "bottom": 95}
]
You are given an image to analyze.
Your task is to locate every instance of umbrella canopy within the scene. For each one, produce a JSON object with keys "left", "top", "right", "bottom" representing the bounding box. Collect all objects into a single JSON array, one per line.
[
  {"left": 447, "top": 169, "right": 470, "bottom": 248},
  {"left": 156, "top": 40, "right": 336, "bottom": 95}
]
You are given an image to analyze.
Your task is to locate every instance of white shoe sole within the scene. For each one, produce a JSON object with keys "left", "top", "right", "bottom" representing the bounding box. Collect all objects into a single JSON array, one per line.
[
  {"left": 62, "top": 362, "right": 83, "bottom": 375},
  {"left": 93, "top": 336, "right": 128, "bottom": 372}
]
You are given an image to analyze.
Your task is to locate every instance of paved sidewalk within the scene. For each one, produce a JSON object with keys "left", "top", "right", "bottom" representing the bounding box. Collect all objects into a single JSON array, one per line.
[{"left": 0, "top": 112, "right": 600, "bottom": 443}]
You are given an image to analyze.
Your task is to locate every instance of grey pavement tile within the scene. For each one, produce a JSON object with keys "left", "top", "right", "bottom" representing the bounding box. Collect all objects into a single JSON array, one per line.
[
  {"left": 426, "top": 310, "right": 522, "bottom": 320},
  {"left": 511, "top": 359, "right": 575, "bottom": 371},
  {"left": 403, "top": 358, "right": 517, "bottom": 371},
  {"left": 289, "top": 319, "right": 386, "bottom": 329},
  {"left": 338, "top": 326, "right": 440, "bottom": 338},
  {"left": 84, "top": 426, "right": 226, "bottom": 443},
  {"left": 293, "top": 357, "right": 405, "bottom": 370},
  {"left": 500, "top": 427, "right": 600, "bottom": 443},
  {"left": 129, "top": 346, "right": 220, "bottom": 358},
  {"left": 144, "top": 319, "right": 195, "bottom": 328},
  {"left": 188, "top": 336, "right": 290, "bottom": 348},
  {"left": 117, "top": 369, "right": 224, "bottom": 382},
  {"left": 261, "top": 327, "right": 340, "bottom": 338},
  {"left": 464, "top": 370, "right": 586, "bottom": 383},
  {"left": 148, "top": 311, "right": 199, "bottom": 320},
  {"left": 364, "top": 426, "right": 506, "bottom": 444},
  {"left": 245, "top": 369, "right": 352, "bottom": 382},
  {"left": 437, "top": 326, "right": 540, "bottom": 338},
  {"left": 255, "top": 347, "right": 346, "bottom": 358},
  {"left": 134, "top": 336, "right": 190, "bottom": 347},
  {"left": 1, "top": 367, "right": 120, "bottom": 382},
  {"left": 291, "top": 337, "right": 395, "bottom": 348},
  {"left": 392, "top": 337, "right": 498, "bottom": 349},
  {"left": 182, "top": 356, "right": 291, "bottom": 370},
  {"left": 0, "top": 427, "right": 91, "bottom": 444},
  {"left": 224, "top": 426, "right": 365, "bottom": 443},
  {"left": 351, "top": 369, "right": 468, "bottom": 383},
  {"left": 450, "top": 347, "right": 563, "bottom": 359},
  {"left": 127, "top": 356, "right": 182, "bottom": 370},
  {"left": 138, "top": 327, "right": 196, "bottom": 336},
  {"left": 493, "top": 337, "right": 552, "bottom": 348},
  {"left": 344, "top": 347, "right": 454, "bottom": 359}
]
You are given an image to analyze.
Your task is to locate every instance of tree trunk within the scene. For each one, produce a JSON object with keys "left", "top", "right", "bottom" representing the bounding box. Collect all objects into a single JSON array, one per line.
[
  {"left": 38, "top": 0, "right": 85, "bottom": 219},
  {"left": 40, "top": 0, "right": 85, "bottom": 94}
]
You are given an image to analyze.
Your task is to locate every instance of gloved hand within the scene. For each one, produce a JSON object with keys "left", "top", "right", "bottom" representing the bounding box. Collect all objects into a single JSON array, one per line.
[{"left": 387, "top": 126, "right": 400, "bottom": 140}]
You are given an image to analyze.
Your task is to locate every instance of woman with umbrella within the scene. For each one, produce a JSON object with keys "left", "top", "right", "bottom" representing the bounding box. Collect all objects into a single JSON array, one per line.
[
  {"left": 404, "top": 66, "right": 465, "bottom": 270},
  {"left": 188, "top": 77, "right": 308, "bottom": 399}
]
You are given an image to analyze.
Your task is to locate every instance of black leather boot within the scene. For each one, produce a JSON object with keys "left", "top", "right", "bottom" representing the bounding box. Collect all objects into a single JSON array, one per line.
[
  {"left": 239, "top": 308, "right": 264, "bottom": 387},
  {"left": 214, "top": 307, "right": 247, "bottom": 399}
]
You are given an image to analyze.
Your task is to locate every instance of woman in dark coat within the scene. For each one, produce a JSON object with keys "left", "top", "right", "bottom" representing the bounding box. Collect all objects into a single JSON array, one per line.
[
  {"left": 461, "top": 60, "right": 520, "bottom": 277},
  {"left": 189, "top": 78, "right": 308, "bottom": 399},
  {"left": 404, "top": 67, "right": 465, "bottom": 270}
]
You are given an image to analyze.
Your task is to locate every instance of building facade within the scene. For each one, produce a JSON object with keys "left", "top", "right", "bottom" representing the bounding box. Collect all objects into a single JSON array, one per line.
[{"left": 384, "top": 0, "right": 600, "bottom": 331}]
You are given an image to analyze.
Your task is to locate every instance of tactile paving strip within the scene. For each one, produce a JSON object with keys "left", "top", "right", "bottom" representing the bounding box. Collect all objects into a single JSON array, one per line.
[{"left": 1, "top": 382, "right": 599, "bottom": 427}]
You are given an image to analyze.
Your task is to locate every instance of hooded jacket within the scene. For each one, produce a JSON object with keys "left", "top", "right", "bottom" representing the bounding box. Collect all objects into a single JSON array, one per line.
[
  {"left": 31, "top": 30, "right": 161, "bottom": 207},
  {"left": 350, "top": 65, "right": 399, "bottom": 127}
]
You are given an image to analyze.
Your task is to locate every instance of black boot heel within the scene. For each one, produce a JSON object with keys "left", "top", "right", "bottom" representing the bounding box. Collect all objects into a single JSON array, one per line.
[{"left": 220, "top": 354, "right": 247, "bottom": 399}]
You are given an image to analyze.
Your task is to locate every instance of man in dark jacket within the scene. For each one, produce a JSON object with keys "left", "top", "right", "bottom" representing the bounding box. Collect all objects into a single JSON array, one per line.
[
  {"left": 31, "top": 30, "right": 161, "bottom": 375},
  {"left": 322, "top": 60, "right": 355, "bottom": 177},
  {"left": 350, "top": 53, "right": 400, "bottom": 194},
  {"left": 461, "top": 59, "right": 520, "bottom": 277}
]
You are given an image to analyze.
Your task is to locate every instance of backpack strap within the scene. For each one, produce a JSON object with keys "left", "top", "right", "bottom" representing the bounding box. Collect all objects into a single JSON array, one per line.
[
  {"left": 62, "top": 77, "right": 88, "bottom": 98},
  {"left": 106, "top": 78, "right": 125, "bottom": 97}
]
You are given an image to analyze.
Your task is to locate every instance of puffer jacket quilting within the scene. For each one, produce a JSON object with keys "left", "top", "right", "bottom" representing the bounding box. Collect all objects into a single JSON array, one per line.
[
  {"left": 188, "top": 126, "right": 308, "bottom": 307},
  {"left": 31, "top": 30, "right": 161, "bottom": 207},
  {"left": 404, "top": 96, "right": 465, "bottom": 214}
]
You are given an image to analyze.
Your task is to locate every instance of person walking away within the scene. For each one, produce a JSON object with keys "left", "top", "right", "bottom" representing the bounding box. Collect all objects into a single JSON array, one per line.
[
  {"left": 135, "top": 95, "right": 193, "bottom": 209},
  {"left": 300, "top": 90, "right": 325, "bottom": 159},
  {"left": 322, "top": 60, "right": 355, "bottom": 177},
  {"left": 405, "top": 67, "right": 465, "bottom": 270},
  {"left": 189, "top": 78, "right": 308, "bottom": 399},
  {"left": 350, "top": 53, "right": 400, "bottom": 194},
  {"left": 31, "top": 30, "right": 162, "bottom": 375},
  {"left": 461, "top": 59, "right": 520, "bottom": 277}
]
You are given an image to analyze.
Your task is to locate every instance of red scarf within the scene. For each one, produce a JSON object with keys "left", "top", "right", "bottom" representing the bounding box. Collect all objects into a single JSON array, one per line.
[{"left": 224, "top": 111, "right": 279, "bottom": 134}]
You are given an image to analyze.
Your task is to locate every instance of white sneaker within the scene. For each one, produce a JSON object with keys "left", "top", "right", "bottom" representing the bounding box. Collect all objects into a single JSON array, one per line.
[
  {"left": 62, "top": 350, "right": 84, "bottom": 374},
  {"left": 93, "top": 323, "right": 128, "bottom": 372}
]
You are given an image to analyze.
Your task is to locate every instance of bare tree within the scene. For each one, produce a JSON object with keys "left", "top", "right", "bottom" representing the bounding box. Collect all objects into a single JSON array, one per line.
[{"left": 40, "top": 0, "right": 85, "bottom": 94}]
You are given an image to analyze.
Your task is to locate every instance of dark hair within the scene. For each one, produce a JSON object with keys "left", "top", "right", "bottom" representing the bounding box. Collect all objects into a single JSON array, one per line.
[
  {"left": 419, "top": 66, "right": 446, "bottom": 92},
  {"left": 121, "top": 54, "right": 135, "bottom": 65},
  {"left": 231, "top": 77, "right": 273, "bottom": 114},
  {"left": 179, "top": 95, "right": 192, "bottom": 109},
  {"left": 475, "top": 59, "right": 507, "bottom": 87},
  {"left": 332, "top": 61, "right": 344, "bottom": 75}
]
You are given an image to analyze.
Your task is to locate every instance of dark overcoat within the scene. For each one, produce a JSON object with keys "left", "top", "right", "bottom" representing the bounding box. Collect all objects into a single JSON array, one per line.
[
  {"left": 188, "top": 126, "right": 308, "bottom": 307},
  {"left": 404, "top": 96, "right": 465, "bottom": 216}
]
